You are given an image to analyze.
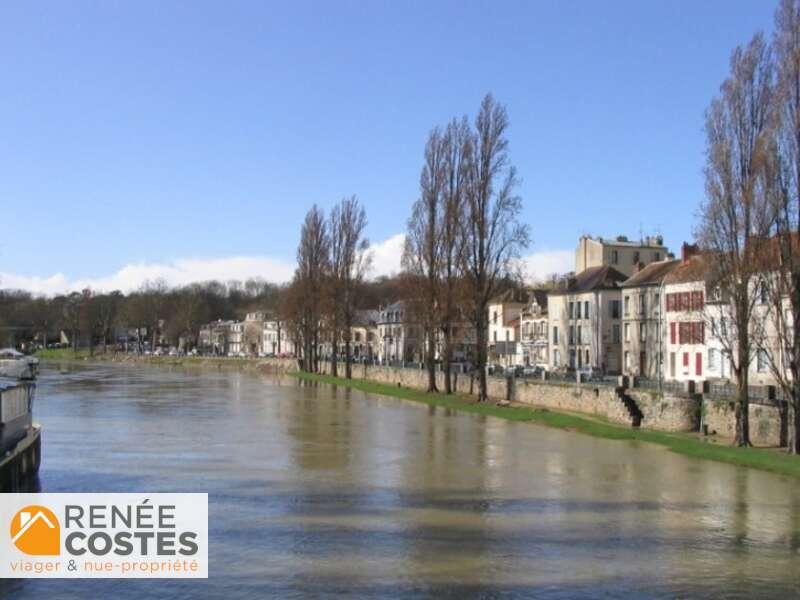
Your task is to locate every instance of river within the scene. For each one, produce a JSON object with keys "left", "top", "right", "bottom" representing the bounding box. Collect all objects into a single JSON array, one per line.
[{"left": 2, "top": 362, "right": 800, "bottom": 598}]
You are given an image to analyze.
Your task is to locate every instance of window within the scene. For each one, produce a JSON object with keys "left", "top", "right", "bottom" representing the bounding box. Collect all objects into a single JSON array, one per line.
[
  {"left": 639, "top": 294, "right": 646, "bottom": 315},
  {"left": 553, "top": 349, "right": 560, "bottom": 367},
  {"left": 633, "top": 251, "right": 640, "bottom": 264},
  {"left": 584, "top": 301, "right": 589, "bottom": 319},
  {"left": 553, "top": 326, "right": 559, "bottom": 344},
  {"left": 757, "top": 349, "right": 768, "bottom": 372},
  {"left": 492, "top": 311, "right": 498, "bottom": 324},
  {"left": 577, "top": 325, "right": 582, "bottom": 344},
  {"left": 759, "top": 280, "right": 768, "bottom": 304},
  {"left": 691, "top": 291, "right": 704, "bottom": 311},
  {"left": 569, "top": 325, "right": 575, "bottom": 345},
  {"left": 576, "top": 302, "right": 581, "bottom": 319},
  {"left": 624, "top": 323, "right": 630, "bottom": 342},
  {"left": 708, "top": 348, "right": 717, "bottom": 371},
  {"left": 493, "top": 331, "right": 497, "bottom": 342},
  {"left": 654, "top": 293, "right": 660, "bottom": 312},
  {"left": 568, "top": 302, "right": 574, "bottom": 319},
  {"left": 639, "top": 323, "right": 646, "bottom": 342},
  {"left": 624, "top": 296, "right": 630, "bottom": 316},
  {"left": 610, "top": 300, "right": 621, "bottom": 319},
  {"left": 612, "top": 250, "right": 619, "bottom": 264},
  {"left": 624, "top": 351, "right": 630, "bottom": 370},
  {"left": 654, "top": 252, "right": 661, "bottom": 261},
  {"left": 585, "top": 349, "right": 590, "bottom": 366},
  {"left": 612, "top": 324, "right": 621, "bottom": 343},
  {"left": 670, "top": 352, "right": 676, "bottom": 377}
]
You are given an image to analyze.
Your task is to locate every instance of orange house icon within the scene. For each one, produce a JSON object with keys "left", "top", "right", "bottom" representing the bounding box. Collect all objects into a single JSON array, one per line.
[{"left": 9, "top": 505, "right": 60, "bottom": 555}]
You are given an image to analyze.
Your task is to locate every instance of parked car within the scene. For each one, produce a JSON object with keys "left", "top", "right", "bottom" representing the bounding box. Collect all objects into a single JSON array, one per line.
[
  {"left": 487, "top": 364, "right": 505, "bottom": 376},
  {"left": 577, "top": 366, "right": 603, "bottom": 381},
  {"left": 522, "top": 365, "right": 543, "bottom": 377}
]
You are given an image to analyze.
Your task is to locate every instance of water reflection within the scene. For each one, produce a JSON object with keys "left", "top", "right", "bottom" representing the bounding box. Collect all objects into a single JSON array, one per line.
[{"left": 3, "top": 362, "right": 800, "bottom": 598}]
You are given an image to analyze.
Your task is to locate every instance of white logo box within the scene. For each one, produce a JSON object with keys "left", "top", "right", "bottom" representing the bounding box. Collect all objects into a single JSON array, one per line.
[{"left": 0, "top": 493, "right": 208, "bottom": 578}]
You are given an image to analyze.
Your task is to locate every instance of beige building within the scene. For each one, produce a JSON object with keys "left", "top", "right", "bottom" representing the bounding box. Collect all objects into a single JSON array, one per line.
[
  {"left": 548, "top": 266, "right": 627, "bottom": 373},
  {"left": 620, "top": 259, "right": 679, "bottom": 379},
  {"left": 575, "top": 234, "right": 670, "bottom": 278}
]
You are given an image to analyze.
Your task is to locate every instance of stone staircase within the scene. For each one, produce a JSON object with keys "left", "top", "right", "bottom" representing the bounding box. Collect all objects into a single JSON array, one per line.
[{"left": 616, "top": 387, "right": 643, "bottom": 428}]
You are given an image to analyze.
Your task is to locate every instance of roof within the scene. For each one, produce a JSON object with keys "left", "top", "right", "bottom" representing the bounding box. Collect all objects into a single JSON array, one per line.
[
  {"left": 621, "top": 259, "right": 680, "bottom": 287},
  {"left": 663, "top": 254, "right": 714, "bottom": 285},
  {"left": 353, "top": 309, "right": 380, "bottom": 326},
  {"left": 489, "top": 288, "right": 529, "bottom": 305},
  {"left": 549, "top": 265, "right": 628, "bottom": 295},
  {"left": 529, "top": 289, "right": 548, "bottom": 307}
]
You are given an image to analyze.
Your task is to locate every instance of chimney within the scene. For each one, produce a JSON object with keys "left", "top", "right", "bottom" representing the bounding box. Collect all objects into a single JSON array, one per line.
[{"left": 681, "top": 242, "right": 699, "bottom": 263}]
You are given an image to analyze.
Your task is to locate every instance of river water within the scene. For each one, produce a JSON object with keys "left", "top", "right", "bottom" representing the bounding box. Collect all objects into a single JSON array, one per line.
[{"left": 3, "top": 362, "right": 800, "bottom": 598}]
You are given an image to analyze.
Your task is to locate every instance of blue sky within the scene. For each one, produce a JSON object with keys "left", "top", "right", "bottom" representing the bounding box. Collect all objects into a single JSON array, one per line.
[{"left": 0, "top": 1, "right": 775, "bottom": 293}]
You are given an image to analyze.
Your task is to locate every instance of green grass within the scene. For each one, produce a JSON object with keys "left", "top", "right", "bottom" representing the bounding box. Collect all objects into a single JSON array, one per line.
[
  {"left": 293, "top": 371, "right": 800, "bottom": 479},
  {"left": 35, "top": 348, "right": 92, "bottom": 360}
]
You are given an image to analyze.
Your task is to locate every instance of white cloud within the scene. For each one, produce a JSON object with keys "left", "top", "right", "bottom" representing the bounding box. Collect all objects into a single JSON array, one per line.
[
  {"left": 521, "top": 249, "right": 574, "bottom": 282},
  {"left": 1, "top": 237, "right": 575, "bottom": 296},
  {"left": 368, "top": 233, "right": 405, "bottom": 278},
  {"left": 0, "top": 256, "right": 296, "bottom": 296}
]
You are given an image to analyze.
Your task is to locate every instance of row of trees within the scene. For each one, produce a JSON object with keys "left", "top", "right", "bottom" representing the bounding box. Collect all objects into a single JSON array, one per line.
[
  {"left": 403, "top": 95, "right": 529, "bottom": 402},
  {"left": 285, "top": 94, "right": 530, "bottom": 403},
  {"left": 698, "top": 0, "right": 800, "bottom": 450},
  {"left": 284, "top": 197, "right": 371, "bottom": 376},
  {"left": 0, "top": 279, "right": 283, "bottom": 352}
]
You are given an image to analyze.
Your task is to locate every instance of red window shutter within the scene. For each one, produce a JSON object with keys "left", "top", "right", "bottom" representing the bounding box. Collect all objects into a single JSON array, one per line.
[
  {"left": 666, "top": 294, "right": 673, "bottom": 311},
  {"left": 683, "top": 292, "right": 690, "bottom": 310},
  {"left": 697, "top": 291, "right": 704, "bottom": 310},
  {"left": 683, "top": 352, "right": 689, "bottom": 367},
  {"left": 695, "top": 352, "right": 702, "bottom": 376},
  {"left": 670, "top": 322, "right": 676, "bottom": 344},
  {"left": 697, "top": 322, "right": 704, "bottom": 344}
]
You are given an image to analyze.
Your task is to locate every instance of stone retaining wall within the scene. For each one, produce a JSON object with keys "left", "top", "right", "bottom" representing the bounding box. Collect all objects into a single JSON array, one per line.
[
  {"left": 703, "top": 399, "right": 782, "bottom": 447},
  {"left": 320, "top": 361, "right": 705, "bottom": 434}
]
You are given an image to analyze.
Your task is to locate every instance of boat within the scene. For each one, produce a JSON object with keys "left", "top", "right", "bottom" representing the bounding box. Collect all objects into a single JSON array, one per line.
[
  {"left": 0, "top": 352, "right": 41, "bottom": 491},
  {"left": 0, "top": 348, "right": 39, "bottom": 379}
]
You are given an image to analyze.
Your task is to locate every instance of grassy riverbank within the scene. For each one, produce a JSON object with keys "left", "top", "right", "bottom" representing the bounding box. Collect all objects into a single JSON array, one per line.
[{"left": 294, "top": 371, "right": 800, "bottom": 479}]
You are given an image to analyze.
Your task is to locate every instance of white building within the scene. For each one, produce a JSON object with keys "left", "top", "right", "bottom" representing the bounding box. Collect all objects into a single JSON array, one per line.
[
  {"left": 620, "top": 259, "right": 679, "bottom": 379},
  {"left": 487, "top": 289, "right": 528, "bottom": 367},
  {"left": 262, "top": 320, "right": 295, "bottom": 357},
  {"left": 548, "top": 265, "right": 628, "bottom": 373},
  {"left": 519, "top": 290, "right": 549, "bottom": 368},
  {"left": 377, "top": 301, "right": 420, "bottom": 364}
]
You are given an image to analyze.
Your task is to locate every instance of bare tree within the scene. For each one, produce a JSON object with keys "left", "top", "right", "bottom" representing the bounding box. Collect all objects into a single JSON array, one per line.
[
  {"left": 463, "top": 94, "right": 530, "bottom": 403},
  {"left": 330, "top": 196, "right": 370, "bottom": 379},
  {"left": 697, "top": 33, "right": 775, "bottom": 446},
  {"left": 403, "top": 129, "right": 445, "bottom": 392},
  {"left": 295, "top": 206, "right": 330, "bottom": 372},
  {"left": 761, "top": 0, "right": 800, "bottom": 453},
  {"left": 439, "top": 118, "right": 470, "bottom": 393}
]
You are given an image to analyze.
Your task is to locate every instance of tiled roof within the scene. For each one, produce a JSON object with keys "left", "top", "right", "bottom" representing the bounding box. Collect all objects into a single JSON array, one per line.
[
  {"left": 549, "top": 265, "right": 628, "bottom": 295},
  {"left": 621, "top": 259, "right": 680, "bottom": 287},
  {"left": 663, "top": 254, "right": 714, "bottom": 284}
]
